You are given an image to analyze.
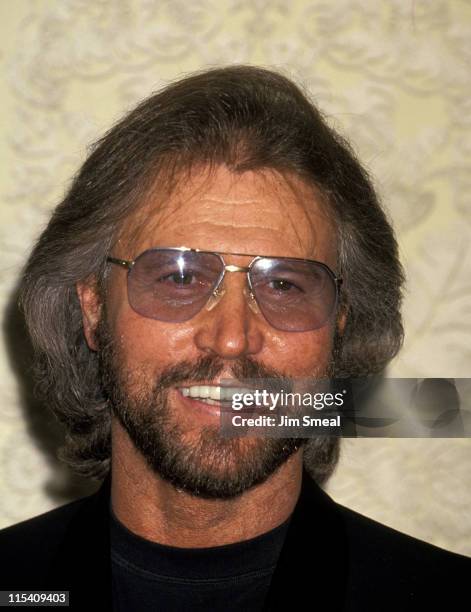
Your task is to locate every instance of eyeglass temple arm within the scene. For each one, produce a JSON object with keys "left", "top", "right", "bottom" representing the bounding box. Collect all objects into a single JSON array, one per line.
[{"left": 107, "top": 256, "right": 133, "bottom": 270}]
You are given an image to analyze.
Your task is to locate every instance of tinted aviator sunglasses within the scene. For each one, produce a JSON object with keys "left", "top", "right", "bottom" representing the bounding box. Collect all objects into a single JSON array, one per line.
[{"left": 107, "top": 247, "right": 342, "bottom": 332}]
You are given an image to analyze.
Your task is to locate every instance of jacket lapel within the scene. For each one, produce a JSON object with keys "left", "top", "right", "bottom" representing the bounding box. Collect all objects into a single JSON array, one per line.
[{"left": 264, "top": 469, "right": 348, "bottom": 610}]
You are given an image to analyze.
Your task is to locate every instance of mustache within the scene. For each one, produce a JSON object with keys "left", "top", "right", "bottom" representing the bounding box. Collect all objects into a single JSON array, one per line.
[{"left": 154, "top": 355, "right": 292, "bottom": 392}]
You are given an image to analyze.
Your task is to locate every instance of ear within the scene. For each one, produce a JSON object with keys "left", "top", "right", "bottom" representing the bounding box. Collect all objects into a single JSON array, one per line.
[
  {"left": 336, "top": 306, "right": 348, "bottom": 336},
  {"left": 76, "top": 278, "right": 102, "bottom": 351}
]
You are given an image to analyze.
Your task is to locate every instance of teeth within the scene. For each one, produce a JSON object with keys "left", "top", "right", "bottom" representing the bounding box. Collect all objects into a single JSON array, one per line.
[
  {"left": 209, "top": 386, "right": 220, "bottom": 400},
  {"left": 202, "top": 398, "right": 219, "bottom": 405},
  {"left": 188, "top": 385, "right": 199, "bottom": 398},
  {"left": 179, "top": 386, "right": 253, "bottom": 402}
]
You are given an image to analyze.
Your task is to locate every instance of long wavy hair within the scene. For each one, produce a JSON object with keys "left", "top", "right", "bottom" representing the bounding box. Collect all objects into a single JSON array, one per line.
[{"left": 19, "top": 66, "right": 404, "bottom": 482}]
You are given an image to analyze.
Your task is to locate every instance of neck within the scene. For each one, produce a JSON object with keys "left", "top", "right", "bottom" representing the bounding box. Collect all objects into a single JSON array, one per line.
[{"left": 110, "top": 421, "right": 303, "bottom": 548}]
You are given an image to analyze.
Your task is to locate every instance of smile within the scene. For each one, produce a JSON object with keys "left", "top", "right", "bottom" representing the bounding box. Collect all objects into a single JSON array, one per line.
[{"left": 179, "top": 385, "right": 254, "bottom": 406}]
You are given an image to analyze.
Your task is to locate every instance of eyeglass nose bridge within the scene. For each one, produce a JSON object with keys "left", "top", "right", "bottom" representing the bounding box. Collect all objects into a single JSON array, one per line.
[
  {"left": 224, "top": 264, "right": 249, "bottom": 273},
  {"left": 205, "top": 262, "right": 260, "bottom": 314}
]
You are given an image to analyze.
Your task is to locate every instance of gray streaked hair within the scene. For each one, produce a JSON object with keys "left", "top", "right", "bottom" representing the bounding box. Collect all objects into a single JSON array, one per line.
[{"left": 19, "top": 65, "right": 404, "bottom": 482}]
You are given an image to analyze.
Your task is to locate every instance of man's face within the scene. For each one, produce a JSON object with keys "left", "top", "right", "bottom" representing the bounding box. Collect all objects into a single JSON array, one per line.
[{"left": 81, "top": 165, "right": 340, "bottom": 498}]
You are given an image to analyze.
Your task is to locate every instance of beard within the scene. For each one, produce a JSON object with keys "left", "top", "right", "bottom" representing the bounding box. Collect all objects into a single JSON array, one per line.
[{"left": 97, "top": 317, "right": 337, "bottom": 500}]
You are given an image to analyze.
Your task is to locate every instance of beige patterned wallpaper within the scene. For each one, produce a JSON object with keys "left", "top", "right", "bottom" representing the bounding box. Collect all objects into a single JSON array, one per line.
[{"left": 1, "top": 1, "right": 470, "bottom": 556}]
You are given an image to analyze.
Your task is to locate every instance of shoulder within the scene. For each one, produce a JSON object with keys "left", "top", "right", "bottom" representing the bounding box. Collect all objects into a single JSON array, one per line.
[
  {"left": 0, "top": 495, "right": 93, "bottom": 588},
  {"left": 335, "top": 501, "right": 469, "bottom": 606},
  {"left": 336, "top": 501, "right": 469, "bottom": 566},
  {"left": 0, "top": 496, "right": 88, "bottom": 542},
  {"left": 302, "top": 473, "right": 469, "bottom": 569},
  {"left": 295, "top": 474, "right": 470, "bottom": 609}
]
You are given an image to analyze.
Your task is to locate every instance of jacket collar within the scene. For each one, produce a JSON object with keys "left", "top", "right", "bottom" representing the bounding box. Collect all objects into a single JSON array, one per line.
[
  {"left": 263, "top": 468, "right": 348, "bottom": 609},
  {"left": 48, "top": 474, "right": 112, "bottom": 610}
]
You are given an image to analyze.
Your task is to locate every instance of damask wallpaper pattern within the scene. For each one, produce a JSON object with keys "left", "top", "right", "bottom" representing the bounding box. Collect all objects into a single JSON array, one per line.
[{"left": 0, "top": 1, "right": 470, "bottom": 555}]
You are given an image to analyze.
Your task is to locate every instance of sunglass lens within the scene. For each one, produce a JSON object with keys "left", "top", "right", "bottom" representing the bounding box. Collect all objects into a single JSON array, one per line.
[
  {"left": 250, "top": 258, "right": 337, "bottom": 331},
  {"left": 128, "top": 250, "right": 223, "bottom": 322}
]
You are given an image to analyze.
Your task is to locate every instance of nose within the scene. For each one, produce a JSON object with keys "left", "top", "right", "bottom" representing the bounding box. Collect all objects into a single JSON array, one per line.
[{"left": 193, "top": 273, "right": 264, "bottom": 359}]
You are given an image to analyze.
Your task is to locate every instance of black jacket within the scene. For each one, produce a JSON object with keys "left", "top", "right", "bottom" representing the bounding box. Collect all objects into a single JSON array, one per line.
[{"left": 1, "top": 470, "right": 469, "bottom": 611}]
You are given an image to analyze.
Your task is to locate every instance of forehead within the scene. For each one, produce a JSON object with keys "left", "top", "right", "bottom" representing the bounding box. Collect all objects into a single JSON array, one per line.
[{"left": 118, "top": 165, "right": 337, "bottom": 262}]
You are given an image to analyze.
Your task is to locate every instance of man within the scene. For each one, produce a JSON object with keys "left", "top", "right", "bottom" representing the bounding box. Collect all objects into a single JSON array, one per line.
[{"left": 1, "top": 66, "right": 468, "bottom": 611}]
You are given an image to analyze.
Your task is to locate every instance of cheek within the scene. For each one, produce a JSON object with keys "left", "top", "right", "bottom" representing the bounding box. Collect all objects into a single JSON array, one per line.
[
  {"left": 104, "top": 273, "right": 190, "bottom": 367},
  {"left": 107, "top": 304, "right": 202, "bottom": 373},
  {"left": 261, "top": 325, "right": 335, "bottom": 377}
]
